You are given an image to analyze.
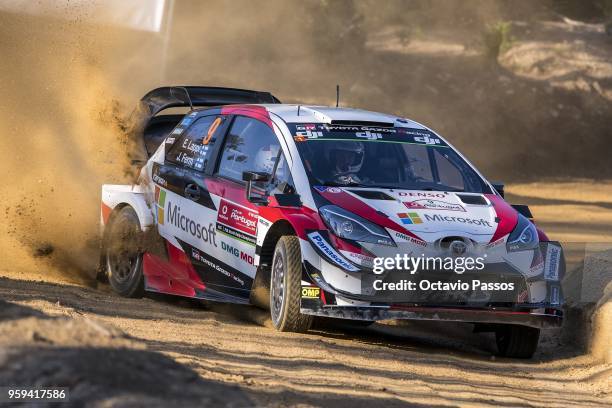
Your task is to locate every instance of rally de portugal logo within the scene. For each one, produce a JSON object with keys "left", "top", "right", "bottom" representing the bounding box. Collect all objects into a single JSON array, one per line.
[{"left": 397, "top": 212, "right": 423, "bottom": 225}]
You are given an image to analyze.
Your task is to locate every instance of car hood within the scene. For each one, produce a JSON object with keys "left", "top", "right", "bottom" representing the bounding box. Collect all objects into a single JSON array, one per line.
[{"left": 314, "top": 186, "right": 519, "bottom": 244}]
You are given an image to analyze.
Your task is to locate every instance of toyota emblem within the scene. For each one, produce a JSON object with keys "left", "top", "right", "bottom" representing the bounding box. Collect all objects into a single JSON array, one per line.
[{"left": 449, "top": 240, "right": 468, "bottom": 256}]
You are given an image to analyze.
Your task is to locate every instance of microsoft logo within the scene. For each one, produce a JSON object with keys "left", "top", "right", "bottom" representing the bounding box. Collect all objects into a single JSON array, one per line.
[
  {"left": 155, "top": 186, "right": 166, "bottom": 225},
  {"left": 397, "top": 212, "right": 423, "bottom": 225}
]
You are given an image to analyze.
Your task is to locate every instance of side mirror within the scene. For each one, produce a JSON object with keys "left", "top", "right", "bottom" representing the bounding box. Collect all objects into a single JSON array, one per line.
[
  {"left": 491, "top": 181, "right": 505, "bottom": 198},
  {"left": 242, "top": 171, "right": 270, "bottom": 205}
]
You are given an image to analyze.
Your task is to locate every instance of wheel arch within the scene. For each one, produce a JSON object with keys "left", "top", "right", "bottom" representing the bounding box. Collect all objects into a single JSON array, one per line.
[{"left": 250, "top": 219, "right": 298, "bottom": 308}]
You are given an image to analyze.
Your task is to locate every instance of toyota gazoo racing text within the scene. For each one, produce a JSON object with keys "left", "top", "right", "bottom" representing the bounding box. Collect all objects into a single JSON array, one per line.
[{"left": 100, "top": 86, "right": 564, "bottom": 358}]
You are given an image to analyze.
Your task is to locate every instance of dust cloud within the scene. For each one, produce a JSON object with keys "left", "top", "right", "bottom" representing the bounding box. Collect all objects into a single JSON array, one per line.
[{"left": 0, "top": 9, "right": 145, "bottom": 283}]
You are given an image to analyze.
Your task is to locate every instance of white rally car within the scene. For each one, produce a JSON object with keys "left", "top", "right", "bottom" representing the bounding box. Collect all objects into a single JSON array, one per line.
[{"left": 101, "top": 86, "right": 564, "bottom": 358}]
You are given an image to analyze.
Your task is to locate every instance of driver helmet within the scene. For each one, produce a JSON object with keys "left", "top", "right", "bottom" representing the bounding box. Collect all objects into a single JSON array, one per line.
[{"left": 324, "top": 141, "right": 365, "bottom": 175}]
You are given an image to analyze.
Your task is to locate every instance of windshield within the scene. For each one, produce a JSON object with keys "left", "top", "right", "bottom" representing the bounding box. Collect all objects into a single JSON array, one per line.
[{"left": 289, "top": 123, "right": 491, "bottom": 193}]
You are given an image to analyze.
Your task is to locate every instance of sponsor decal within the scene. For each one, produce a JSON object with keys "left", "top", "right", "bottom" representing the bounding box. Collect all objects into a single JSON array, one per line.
[
  {"left": 287, "top": 124, "right": 449, "bottom": 147},
  {"left": 152, "top": 172, "right": 167, "bottom": 187},
  {"left": 340, "top": 250, "right": 375, "bottom": 268},
  {"left": 155, "top": 186, "right": 166, "bottom": 225},
  {"left": 216, "top": 199, "right": 258, "bottom": 238},
  {"left": 198, "top": 250, "right": 245, "bottom": 287},
  {"left": 313, "top": 186, "right": 342, "bottom": 193},
  {"left": 165, "top": 137, "right": 175, "bottom": 144},
  {"left": 221, "top": 241, "right": 255, "bottom": 265},
  {"left": 163, "top": 199, "right": 217, "bottom": 247},
  {"left": 423, "top": 214, "right": 493, "bottom": 227},
  {"left": 294, "top": 129, "right": 323, "bottom": 140},
  {"left": 356, "top": 130, "right": 382, "bottom": 140},
  {"left": 414, "top": 135, "right": 440, "bottom": 145},
  {"left": 404, "top": 199, "right": 465, "bottom": 212},
  {"left": 397, "top": 212, "right": 423, "bottom": 225},
  {"left": 550, "top": 285, "right": 560, "bottom": 305},
  {"left": 216, "top": 223, "right": 256, "bottom": 246},
  {"left": 301, "top": 286, "right": 321, "bottom": 299},
  {"left": 394, "top": 231, "right": 426, "bottom": 247},
  {"left": 307, "top": 232, "right": 360, "bottom": 272},
  {"left": 544, "top": 244, "right": 561, "bottom": 281},
  {"left": 258, "top": 217, "right": 271, "bottom": 227},
  {"left": 398, "top": 191, "right": 447, "bottom": 198}
]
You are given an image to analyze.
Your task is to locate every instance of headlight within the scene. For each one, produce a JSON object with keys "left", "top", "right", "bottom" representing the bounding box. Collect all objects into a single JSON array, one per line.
[
  {"left": 507, "top": 214, "right": 539, "bottom": 251},
  {"left": 319, "top": 205, "right": 396, "bottom": 246}
]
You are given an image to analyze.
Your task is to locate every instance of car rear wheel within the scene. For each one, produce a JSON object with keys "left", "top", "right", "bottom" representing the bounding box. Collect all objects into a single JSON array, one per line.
[
  {"left": 105, "top": 206, "right": 144, "bottom": 298},
  {"left": 495, "top": 324, "right": 540, "bottom": 358},
  {"left": 270, "top": 236, "right": 312, "bottom": 332}
]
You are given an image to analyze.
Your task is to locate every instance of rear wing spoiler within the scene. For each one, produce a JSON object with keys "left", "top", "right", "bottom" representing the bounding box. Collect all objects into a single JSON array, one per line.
[
  {"left": 139, "top": 86, "right": 281, "bottom": 117},
  {"left": 126, "top": 86, "right": 281, "bottom": 165}
]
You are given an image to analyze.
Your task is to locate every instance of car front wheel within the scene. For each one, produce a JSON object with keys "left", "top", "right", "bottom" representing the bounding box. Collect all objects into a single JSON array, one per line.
[{"left": 270, "top": 236, "right": 312, "bottom": 332}]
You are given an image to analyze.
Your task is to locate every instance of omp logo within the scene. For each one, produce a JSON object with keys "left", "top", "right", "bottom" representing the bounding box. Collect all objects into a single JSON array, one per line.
[
  {"left": 221, "top": 241, "right": 255, "bottom": 265},
  {"left": 301, "top": 287, "right": 321, "bottom": 298},
  {"left": 155, "top": 186, "right": 166, "bottom": 225},
  {"left": 397, "top": 212, "right": 423, "bottom": 225},
  {"left": 424, "top": 214, "right": 492, "bottom": 227},
  {"left": 166, "top": 201, "right": 218, "bottom": 247}
]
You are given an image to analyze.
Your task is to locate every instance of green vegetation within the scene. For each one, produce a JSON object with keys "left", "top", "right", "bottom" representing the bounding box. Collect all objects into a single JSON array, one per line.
[{"left": 483, "top": 21, "right": 514, "bottom": 60}]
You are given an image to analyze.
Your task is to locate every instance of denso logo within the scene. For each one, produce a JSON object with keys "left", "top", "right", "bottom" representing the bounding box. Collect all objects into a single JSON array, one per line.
[
  {"left": 221, "top": 241, "right": 254, "bottom": 265},
  {"left": 398, "top": 192, "right": 447, "bottom": 198}
]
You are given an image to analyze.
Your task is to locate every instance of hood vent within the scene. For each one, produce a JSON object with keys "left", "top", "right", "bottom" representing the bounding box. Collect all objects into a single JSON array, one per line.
[
  {"left": 456, "top": 194, "right": 487, "bottom": 205},
  {"left": 349, "top": 190, "right": 395, "bottom": 200}
]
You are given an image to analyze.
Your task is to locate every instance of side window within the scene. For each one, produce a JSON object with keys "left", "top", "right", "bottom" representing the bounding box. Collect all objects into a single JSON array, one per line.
[
  {"left": 166, "top": 115, "right": 224, "bottom": 171},
  {"left": 217, "top": 116, "right": 281, "bottom": 182}
]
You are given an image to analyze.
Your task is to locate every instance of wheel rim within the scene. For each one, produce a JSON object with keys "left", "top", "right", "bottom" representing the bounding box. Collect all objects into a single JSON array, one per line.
[
  {"left": 271, "top": 251, "right": 285, "bottom": 325},
  {"left": 107, "top": 215, "right": 141, "bottom": 284}
]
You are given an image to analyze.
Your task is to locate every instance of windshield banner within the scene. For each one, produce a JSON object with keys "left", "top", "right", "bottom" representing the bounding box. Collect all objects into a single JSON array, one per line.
[{"left": 288, "top": 123, "right": 449, "bottom": 147}]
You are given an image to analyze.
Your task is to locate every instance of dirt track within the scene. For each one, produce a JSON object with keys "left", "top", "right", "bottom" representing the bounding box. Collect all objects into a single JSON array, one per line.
[{"left": 0, "top": 277, "right": 609, "bottom": 407}]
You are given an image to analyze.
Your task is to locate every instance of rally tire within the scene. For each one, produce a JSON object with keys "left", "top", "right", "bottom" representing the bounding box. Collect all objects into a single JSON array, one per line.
[
  {"left": 270, "top": 236, "right": 313, "bottom": 332},
  {"left": 495, "top": 325, "right": 540, "bottom": 358},
  {"left": 105, "top": 206, "right": 144, "bottom": 298}
]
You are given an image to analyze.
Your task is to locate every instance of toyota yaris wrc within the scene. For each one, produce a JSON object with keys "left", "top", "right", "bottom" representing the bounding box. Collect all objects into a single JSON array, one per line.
[{"left": 101, "top": 86, "right": 564, "bottom": 358}]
